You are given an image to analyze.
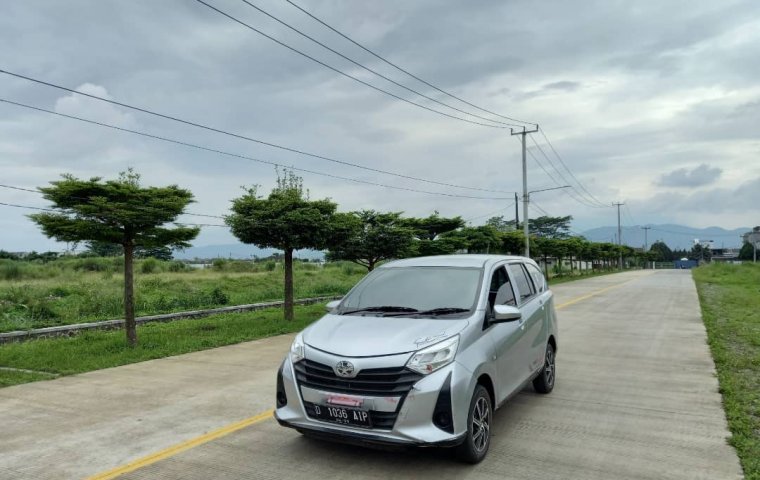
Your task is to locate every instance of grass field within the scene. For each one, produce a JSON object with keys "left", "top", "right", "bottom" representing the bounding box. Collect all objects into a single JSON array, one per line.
[
  {"left": 693, "top": 263, "right": 760, "bottom": 480},
  {"left": 0, "top": 303, "right": 325, "bottom": 388},
  {"left": 0, "top": 257, "right": 365, "bottom": 333}
]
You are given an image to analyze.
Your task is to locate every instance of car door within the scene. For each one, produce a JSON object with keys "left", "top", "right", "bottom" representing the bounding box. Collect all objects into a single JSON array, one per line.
[
  {"left": 506, "top": 262, "right": 545, "bottom": 382},
  {"left": 524, "top": 262, "right": 551, "bottom": 371},
  {"left": 484, "top": 264, "right": 526, "bottom": 404}
]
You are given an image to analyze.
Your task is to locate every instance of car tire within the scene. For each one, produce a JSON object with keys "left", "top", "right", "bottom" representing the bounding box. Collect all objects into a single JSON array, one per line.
[
  {"left": 532, "top": 343, "right": 556, "bottom": 394},
  {"left": 455, "top": 384, "right": 492, "bottom": 464}
]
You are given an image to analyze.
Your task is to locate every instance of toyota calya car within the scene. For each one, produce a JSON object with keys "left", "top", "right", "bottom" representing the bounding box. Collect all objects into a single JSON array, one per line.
[{"left": 275, "top": 255, "right": 558, "bottom": 463}]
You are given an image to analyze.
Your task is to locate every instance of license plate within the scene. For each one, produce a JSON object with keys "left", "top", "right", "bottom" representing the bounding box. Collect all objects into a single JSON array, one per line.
[{"left": 312, "top": 404, "right": 372, "bottom": 428}]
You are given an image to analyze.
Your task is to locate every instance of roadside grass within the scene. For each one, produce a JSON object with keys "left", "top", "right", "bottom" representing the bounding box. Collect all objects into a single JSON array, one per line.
[
  {"left": 547, "top": 267, "right": 631, "bottom": 285},
  {"left": 693, "top": 263, "right": 760, "bottom": 480},
  {"left": 0, "top": 259, "right": 365, "bottom": 332},
  {"left": 0, "top": 303, "right": 325, "bottom": 388}
]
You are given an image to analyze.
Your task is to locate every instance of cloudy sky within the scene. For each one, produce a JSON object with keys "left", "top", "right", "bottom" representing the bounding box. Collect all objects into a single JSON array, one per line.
[{"left": 1, "top": 0, "right": 759, "bottom": 251}]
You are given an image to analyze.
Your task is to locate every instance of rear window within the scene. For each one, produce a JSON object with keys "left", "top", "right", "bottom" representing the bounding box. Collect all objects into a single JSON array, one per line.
[{"left": 508, "top": 263, "right": 535, "bottom": 303}]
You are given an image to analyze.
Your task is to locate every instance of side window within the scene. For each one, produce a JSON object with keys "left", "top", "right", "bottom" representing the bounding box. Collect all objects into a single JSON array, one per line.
[
  {"left": 508, "top": 263, "right": 535, "bottom": 303},
  {"left": 488, "top": 266, "right": 516, "bottom": 309},
  {"left": 526, "top": 264, "right": 546, "bottom": 293}
]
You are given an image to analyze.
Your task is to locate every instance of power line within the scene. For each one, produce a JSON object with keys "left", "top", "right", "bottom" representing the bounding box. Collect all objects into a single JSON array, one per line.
[
  {"left": 0, "top": 200, "right": 227, "bottom": 228},
  {"left": 0, "top": 69, "right": 512, "bottom": 195},
  {"left": 528, "top": 134, "right": 608, "bottom": 208},
  {"left": 524, "top": 142, "right": 607, "bottom": 209},
  {"left": 0, "top": 98, "right": 513, "bottom": 201},
  {"left": 283, "top": 0, "right": 535, "bottom": 127},
  {"left": 239, "top": 0, "right": 521, "bottom": 128},
  {"left": 538, "top": 129, "right": 608, "bottom": 206},
  {"left": 0, "top": 184, "right": 224, "bottom": 219},
  {"left": 464, "top": 202, "right": 515, "bottom": 223},
  {"left": 192, "top": 0, "right": 515, "bottom": 129}
]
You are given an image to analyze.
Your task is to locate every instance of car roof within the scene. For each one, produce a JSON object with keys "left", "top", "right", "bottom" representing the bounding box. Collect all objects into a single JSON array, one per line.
[{"left": 379, "top": 254, "right": 528, "bottom": 269}]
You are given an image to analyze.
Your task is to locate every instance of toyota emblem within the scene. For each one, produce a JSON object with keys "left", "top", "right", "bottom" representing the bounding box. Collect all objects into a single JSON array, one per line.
[{"left": 334, "top": 360, "right": 357, "bottom": 378}]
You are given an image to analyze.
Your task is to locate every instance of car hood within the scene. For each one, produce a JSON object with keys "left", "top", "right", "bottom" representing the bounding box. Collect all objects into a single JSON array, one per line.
[{"left": 303, "top": 313, "right": 470, "bottom": 357}]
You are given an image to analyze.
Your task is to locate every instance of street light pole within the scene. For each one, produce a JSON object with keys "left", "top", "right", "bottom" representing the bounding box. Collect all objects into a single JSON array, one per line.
[{"left": 510, "top": 125, "right": 540, "bottom": 257}]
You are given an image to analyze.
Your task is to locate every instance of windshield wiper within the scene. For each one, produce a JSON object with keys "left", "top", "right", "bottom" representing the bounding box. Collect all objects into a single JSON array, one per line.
[
  {"left": 386, "top": 307, "right": 470, "bottom": 317},
  {"left": 340, "top": 306, "right": 419, "bottom": 315}
]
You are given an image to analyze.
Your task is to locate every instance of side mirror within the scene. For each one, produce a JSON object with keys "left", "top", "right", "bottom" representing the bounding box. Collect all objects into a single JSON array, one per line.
[
  {"left": 325, "top": 299, "right": 341, "bottom": 313},
  {"left": 492, "top": 305, "right": 521, "bottom": 323}
]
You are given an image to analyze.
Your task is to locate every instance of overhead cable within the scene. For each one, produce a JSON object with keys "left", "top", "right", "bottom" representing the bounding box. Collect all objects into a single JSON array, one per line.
[{"left": 0, "top": 69, "right": 512, "bottom": 194}]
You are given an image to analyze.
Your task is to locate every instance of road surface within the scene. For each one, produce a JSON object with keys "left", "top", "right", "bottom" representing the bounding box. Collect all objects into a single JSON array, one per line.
[{"left": 0, "top": 270, "right": 743, "bottom": 479}]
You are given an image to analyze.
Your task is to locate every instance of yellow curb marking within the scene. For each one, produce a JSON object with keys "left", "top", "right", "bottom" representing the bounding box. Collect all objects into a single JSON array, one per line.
[
  {"left": 85, "top": 274, "right": 651, "bottom": 479},
  {"left": 85, "top": 409, "right": 274, "bottom": 480}
]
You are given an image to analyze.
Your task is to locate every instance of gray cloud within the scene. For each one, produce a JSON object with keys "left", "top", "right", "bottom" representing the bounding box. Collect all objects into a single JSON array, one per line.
[
  {"left": 1, "top": 0, "right": 759, "bottom": 251},
  {"left": 658, "top": 164, "right": 722, "bottom": 188}
]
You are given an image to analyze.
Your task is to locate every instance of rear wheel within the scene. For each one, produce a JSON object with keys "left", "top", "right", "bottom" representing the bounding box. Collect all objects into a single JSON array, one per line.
[
  {"left": 532, "top": 343, "right": 556, "bottom": 394},
  {"left": 455, "top": 385, "right": 492, "bottom": 464}
]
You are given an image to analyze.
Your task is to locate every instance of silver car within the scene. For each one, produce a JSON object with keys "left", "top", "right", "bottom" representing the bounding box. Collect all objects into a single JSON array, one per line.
[{"left": 275, "top": 255, "right": 558, "bottom": 463}]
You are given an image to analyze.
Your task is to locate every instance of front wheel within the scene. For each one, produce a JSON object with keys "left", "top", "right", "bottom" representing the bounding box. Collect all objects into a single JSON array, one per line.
[
  {"left": 532, "top": 343, "right": 556, "bottom": 394},
  {"left": 455, "top": 385, "right": 492, "bottom": 464}
]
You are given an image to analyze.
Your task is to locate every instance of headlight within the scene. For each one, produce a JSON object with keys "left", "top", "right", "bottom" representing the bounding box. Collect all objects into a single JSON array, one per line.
[
  {"left": 406, "top": 335, "right": 459, "bottom": 375},
  {"left": 290, "top": 333, "right": 305, "bottom": 363}
]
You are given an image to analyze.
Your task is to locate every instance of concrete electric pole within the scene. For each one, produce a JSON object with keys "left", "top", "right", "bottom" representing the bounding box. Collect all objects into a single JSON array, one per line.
[
  {"left": 613, "top": 202, "right": 625, "bottom": 269},
  {"left": 514, "top": 192, "right": 519, "bottom": 229},
  {"left": 511, "top": 125, "right": 540, "bottom": 257}
]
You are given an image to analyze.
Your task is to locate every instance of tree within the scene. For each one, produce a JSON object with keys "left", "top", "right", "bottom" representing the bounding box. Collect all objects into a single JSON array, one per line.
[
  {"left": 443, "top": 226, "right": 502, "bottom": 254},
  {"left": 739, "top": 242, "right": 755, "bottom": 261},
  {"left": 403, "top": 212, "right": 464, "bottom": 240},
  {"left": 528, "top": 215, "right": 573, "bottom": 239},
  {"left": 649, "top": 240, "right": 673, "bottom": 262},
  {"left": 403, "top": 212, "right": 465, "bottom": 257},
  {"left": 485, "top": 215, "right": 517, "bottom": 233},
  {"left": 689, "top": 243, "right": 712, "bottom": 263},
  {"left": 327, "top": 210, "right": 415, "bottom": 271},
  {"left": 226, "top": 171, "right": 342, "bottom": 321},
  {"left": 135, "top": 246, "right": 174, "bottom": 261},
  {"left": 29, "top": 170, "right": 198, "bottom": 346},
  {"left": 85, "top": 240, "right": 123, "bottom": 257}
]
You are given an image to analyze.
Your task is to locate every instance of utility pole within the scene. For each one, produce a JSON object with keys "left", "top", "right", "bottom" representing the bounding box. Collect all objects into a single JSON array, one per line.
[
  {"left": 642, "top": 226, "right": 651, "bottom": 269},
  {"left": 613, "top": 202, "right": 625, "bottom": 269},
  {"left": 514, "top": 192, "right": 519, "bottom": 229},
  {"left": 510, "top": 125, "right": 540, "bottom": 257}
]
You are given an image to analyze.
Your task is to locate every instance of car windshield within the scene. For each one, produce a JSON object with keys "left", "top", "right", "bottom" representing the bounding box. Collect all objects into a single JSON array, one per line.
[{"left": 338, "top": 266, "right": 482, "bottom": 316}]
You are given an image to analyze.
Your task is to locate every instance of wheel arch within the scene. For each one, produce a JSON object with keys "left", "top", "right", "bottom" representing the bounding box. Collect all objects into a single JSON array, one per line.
[{"left": 476, "top": 373, "right": 495, "bottom": 407}]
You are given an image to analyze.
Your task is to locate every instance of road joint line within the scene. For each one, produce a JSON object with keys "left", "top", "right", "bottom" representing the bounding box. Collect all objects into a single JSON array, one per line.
[{"left": 84, "top": 409, "right": 274, "bottom": 480}]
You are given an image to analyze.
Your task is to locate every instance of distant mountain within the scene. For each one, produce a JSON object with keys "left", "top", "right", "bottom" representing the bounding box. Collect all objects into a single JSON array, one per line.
[
  {"left": 580, "top": 224, "right": 750, "bottom": 250},
  {"left": 173, "top": 243, "right": 325, "bottom": 260}
]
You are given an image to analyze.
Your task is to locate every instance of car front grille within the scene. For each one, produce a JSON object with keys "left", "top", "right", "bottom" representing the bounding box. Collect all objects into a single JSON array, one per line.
[
  {"left": 293, "top": 359, "right": 422, "bottom": 397},
  {"left": 295, "top": 359, "right": 423, "bottom": 431}
]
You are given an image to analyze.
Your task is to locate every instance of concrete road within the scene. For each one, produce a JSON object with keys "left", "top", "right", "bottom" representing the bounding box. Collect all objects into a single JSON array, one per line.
[{"left": 0, "top": 270, "right": 743, "bottom": 479}]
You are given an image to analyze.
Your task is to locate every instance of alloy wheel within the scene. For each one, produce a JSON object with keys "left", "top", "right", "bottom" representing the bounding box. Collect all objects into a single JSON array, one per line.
[{"left": 472, "top": 396, "right": 491, "bottom": 452}]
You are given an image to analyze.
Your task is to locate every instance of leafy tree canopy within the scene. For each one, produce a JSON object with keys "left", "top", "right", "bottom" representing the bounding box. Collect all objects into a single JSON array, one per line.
[
  {"left": 403, "top": 212, "right": 464, "bottom": 241},
  {"left": 327, "top": 210, "right": 415, "bottom": 271},
  {"left": 528, "top": 215, "right": 573, "bottom": 239}
]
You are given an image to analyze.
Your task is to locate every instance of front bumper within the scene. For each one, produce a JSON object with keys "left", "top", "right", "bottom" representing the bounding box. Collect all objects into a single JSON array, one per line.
[{"left": 275, "top": 348, "right": 471, "bottom": 447}]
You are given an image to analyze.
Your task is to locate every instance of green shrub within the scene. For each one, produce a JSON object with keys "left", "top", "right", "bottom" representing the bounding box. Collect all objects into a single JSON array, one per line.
[
  {"left": 264, "top": 261, "right": 276, "bottom": 272},
  {"left": 168, "top": 261, "right": 187, "bottom": 272},
  {"left": 141, "top": 258, "right": 159, "bottom": 274},
  {"left": 0, "top": 262, "right": 22, "bottom": 280},
  {"left": 209, "top": 287, "right": 229, "bottom": 305},
  {"left": 212, "top": 258, "right": 226, "bottom": 270}
]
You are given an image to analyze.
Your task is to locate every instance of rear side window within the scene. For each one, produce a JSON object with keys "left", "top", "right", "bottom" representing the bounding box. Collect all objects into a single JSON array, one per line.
[
  {"left": 488, "top": 266, "right": 516, "bottom": 308},
  {"left": 526, "top": 264, "right": 546, "bottom": 293},
  {"left": 508, "top": 263, "right": 535, "bottom": 303}
]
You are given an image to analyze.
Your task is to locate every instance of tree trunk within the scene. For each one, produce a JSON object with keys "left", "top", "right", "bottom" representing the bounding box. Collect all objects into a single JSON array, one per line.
[
  {"left": 284, "top": 248, "right": 294, "bottom": 321},
  {"left": 368, "top": 259, "right": 375, "bottom": 271},
  {"left": 124, "top": 242, "right": 137, "bottom": 347}
]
